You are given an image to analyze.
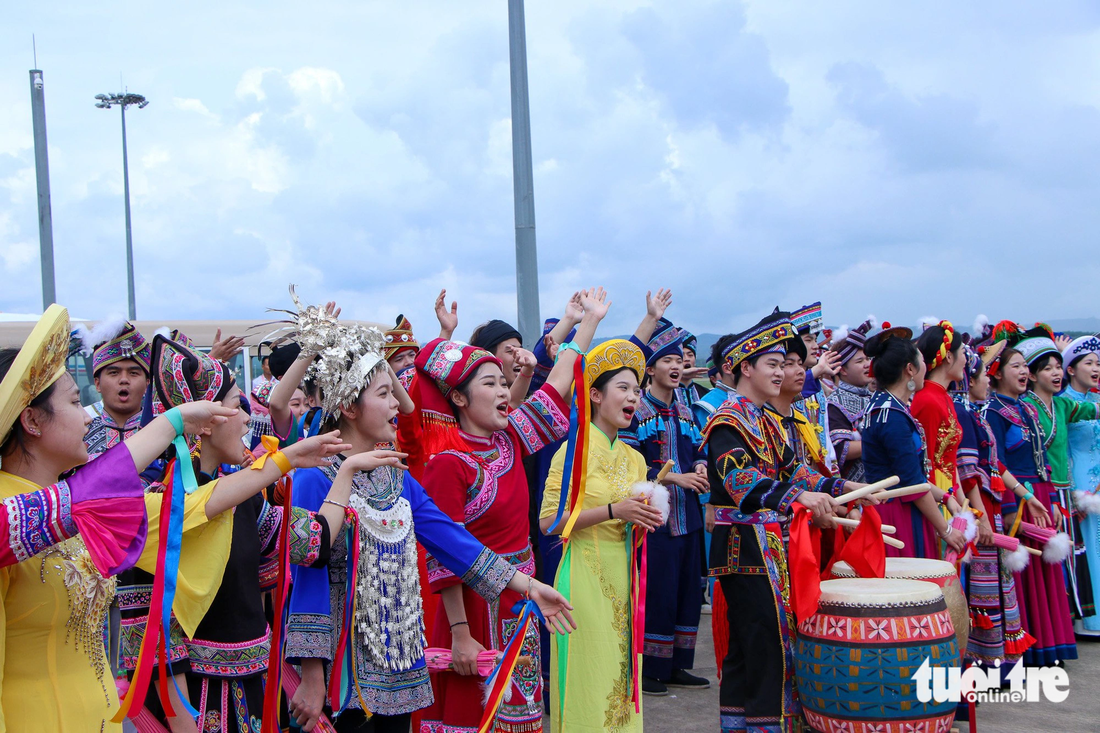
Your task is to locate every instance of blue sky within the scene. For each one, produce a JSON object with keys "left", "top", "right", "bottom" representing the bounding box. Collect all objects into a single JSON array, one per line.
[{"left": 2, "top": 1, "right": 1099, "bottom": 341}]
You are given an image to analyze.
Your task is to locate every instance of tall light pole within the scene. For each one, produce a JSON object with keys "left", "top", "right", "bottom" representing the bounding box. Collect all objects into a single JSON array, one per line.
[
  {"left": 29, "top": 69, "right": 56, "bottom": 311},
  {"left": 95, "top": 92, "right": 148, "bottom": 320},
  {"left": 508, "top": 0, "right": 541, "bottom": 347}
]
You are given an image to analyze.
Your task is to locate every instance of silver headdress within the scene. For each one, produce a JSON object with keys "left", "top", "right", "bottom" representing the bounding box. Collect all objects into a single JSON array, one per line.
[{"left": 264, "top": 285, "right": 388, "bottom": 419}]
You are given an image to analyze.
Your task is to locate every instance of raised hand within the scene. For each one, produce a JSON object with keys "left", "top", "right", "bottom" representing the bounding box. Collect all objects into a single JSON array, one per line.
[
  {"left": 435, "top": 289, "right": 459, "bottom": 338},
  {"left": 282, "top": 432, "right": 351, "bottom": 469},
  {"left": 208, "top": 329, "right": 246, "bottom": 363},
  {"left": 564, "top": 292, "right": 584, "bottom": 323},
  {"left": 646, "top": 288, "right": 673, "bottom": 321},
  {"left": 542, "top": 333, "right": 560, "bottom": 362},
  {"left": 513, "top": 348, "right": 537, "bottom": 377},
  {"left": 323, "top": 301, "right": 341, "bottom": 319},
  {"left": 580, "top": 287, "right": 611, "bottom": 321},
  {"left": 176, "top": 400, "right": 239, "bottom": 436}
]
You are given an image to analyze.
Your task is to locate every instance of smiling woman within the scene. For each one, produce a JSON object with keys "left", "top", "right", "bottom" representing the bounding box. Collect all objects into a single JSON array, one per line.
[{"left": 418, "top": 288, "right": 609, "bottom": 733}]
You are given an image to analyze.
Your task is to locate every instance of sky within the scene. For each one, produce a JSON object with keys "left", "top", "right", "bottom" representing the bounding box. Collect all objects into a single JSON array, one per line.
[{"left": 3, "top": 1, "right": 1100, "bottom": 342}]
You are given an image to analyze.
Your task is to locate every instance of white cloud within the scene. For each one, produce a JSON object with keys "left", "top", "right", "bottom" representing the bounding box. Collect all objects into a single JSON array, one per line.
[{"left": 1, "top": 0, "right": 1098, "bottom": 340}]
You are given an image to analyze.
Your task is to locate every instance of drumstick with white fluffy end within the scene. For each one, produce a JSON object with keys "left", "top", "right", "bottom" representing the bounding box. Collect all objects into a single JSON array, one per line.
[
  {"left": 1017, "top": 522, "right": 1073, "bottom": 564},
  {"left": 630, "top": 460, "right": 674, "bottom": 525},
  {"left": 831, "top": 516, "right": 897, "bottom": 535},
  {"left": 990, "top": 532, "right": 1039, "bottom": 571},
  {"left": 833, "top": 476, "right": 900, "bottom": 504}
]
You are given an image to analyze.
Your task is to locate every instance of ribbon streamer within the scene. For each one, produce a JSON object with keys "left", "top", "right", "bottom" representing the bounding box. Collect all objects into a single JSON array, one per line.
[
  {"left": 556, "top": 356, "right": 591, "bottom": 539},
  {"left": 114, "top": 409, "right": 200, "bottom": 723},
  {"left": 327, "top": 507, "right": 370, "bottom": 717},
  {"left": 260, "top": 475, "right": 294, "bottom": 733},
  {"left": 477, "top": 599, "right": 544, "bottom": 733}
]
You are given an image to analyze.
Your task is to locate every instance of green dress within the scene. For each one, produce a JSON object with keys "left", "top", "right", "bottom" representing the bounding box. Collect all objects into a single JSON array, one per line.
[
  {"left": 1022, "top": 392, "right": 1100, "bottom": 489},
  {"left": 540, "top": 426, "right": 647, "bottom": 733}
]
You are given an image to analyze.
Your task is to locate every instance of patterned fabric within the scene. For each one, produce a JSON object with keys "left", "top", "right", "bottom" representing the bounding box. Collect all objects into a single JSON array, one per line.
[
  {"left": 417, "top": 338, "right": 500, "bottom": 398},
  {"left": 83, "top": 410, "right": 144, "bottom": 458},
  {"left": 2, "top": 480, "right": 76, "bottom": 564},
  {"left": 830, "top": 317, "right": 875, "bottom": 366},
  {"left": 189, "top": 630, "right": 271, "bottom": 676},
  {"left": 622, "top": 392, "right": 706, "bottom": 536},
  {"left": 585, "top": 338, "right": 646, "bottom": 384},
  {"left": 704, "top": 393, "right": 843, "bottom": 573},
  {"left": 287, "top": 464, "right": 516, "bottom": 716},
  {"left": 384, "top": 314, "right": 420, "bottom": 360},
  {"left": 117, "top": 583, "right": 190, "bottom": 670},
  {"left": 91, "top": 321, "right": 151, "bottom": 374},
  {"left": 0, "top": 304, "right": 70, "bottom": 448},
  {"left": 192, "top": 675, "right": 263, "bottom": 733},
  {"left": 150, "top": 335, "right": 232, "bottom": 447},
  {"left": 645, "top": 317, "right": 684, "bottom": 366},
  {"left": 825, "top": 381, "right": 872, "bottom": 481},
  {"left": 723, "top": 312, "right": 797, "bottom": 371},
  {"left": 791, "top": 302, "right": 823, "bottom": 337},
  {"left": 692, "top": 381, "right": 737, "bottom": 432}
]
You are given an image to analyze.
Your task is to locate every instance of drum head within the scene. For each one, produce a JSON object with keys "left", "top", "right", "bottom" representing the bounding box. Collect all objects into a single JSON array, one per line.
[
  {"left": 832, "top": 557, "right": 956, "bottom": 581},
  {"left": 818, "top": 577, "right": 944, "bottom": 605}
]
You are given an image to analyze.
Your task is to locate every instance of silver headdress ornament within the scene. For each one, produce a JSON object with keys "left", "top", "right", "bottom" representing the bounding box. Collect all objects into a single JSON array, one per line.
[{"left": 262, "top": 284, "right": 387, "bottom": 419}]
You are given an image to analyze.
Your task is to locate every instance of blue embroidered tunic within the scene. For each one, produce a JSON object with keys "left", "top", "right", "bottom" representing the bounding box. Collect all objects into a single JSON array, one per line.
[
  {"left": 286, "top": 462, "right": 516, "bottom": 716},
  {"left": 861, "top": 391, "right": 929, "bottom": 489},
  {"left": 622, "top": 391, "right": 707, "bottom": 536}
]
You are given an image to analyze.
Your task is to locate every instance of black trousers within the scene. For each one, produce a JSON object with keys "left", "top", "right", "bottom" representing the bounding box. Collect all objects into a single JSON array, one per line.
[{"left": 718, "top": 572, "right": 796, "bottom": 732}]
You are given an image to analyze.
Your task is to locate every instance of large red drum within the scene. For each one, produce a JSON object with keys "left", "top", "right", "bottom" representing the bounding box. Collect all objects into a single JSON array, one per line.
[{"left": 795, "top": 578, "right": 958, "bottom": 733}]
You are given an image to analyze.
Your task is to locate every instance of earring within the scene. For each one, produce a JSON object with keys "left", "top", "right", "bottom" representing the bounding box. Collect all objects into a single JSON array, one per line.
[{"left": 906, "top": 379, "right": 917, "bottom": 393}]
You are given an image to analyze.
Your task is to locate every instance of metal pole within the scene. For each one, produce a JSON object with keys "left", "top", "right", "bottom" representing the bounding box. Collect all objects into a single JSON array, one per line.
[
  {"left": 508, "top": 0, "right": 540, "bottom": 347},
  {"left": 120, "top": 103, "right": 136, "bottom": 320},
  {"left": 28, "top": 70, "right": 56, "bottom": 310}
]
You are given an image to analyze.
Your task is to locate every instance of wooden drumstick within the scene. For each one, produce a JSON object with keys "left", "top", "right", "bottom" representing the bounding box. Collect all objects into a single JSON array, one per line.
[
  {"left": 834, "top": 476, "right": 901, "bottom": 504},
  {"left": 655, "top": 460, "right": 675, "bottom": 483},
  {"left": 882, "top": 535, "right": 905, "bottom": 550},
  {"left": 869, "top": 483, "right": 934, "bottom": 502},
  {"left": 832, "top": 516, "right": 897, "bottom": 535}
]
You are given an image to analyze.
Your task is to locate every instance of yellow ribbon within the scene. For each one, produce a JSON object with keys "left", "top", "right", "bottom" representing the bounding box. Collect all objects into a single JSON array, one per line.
[{"left": 251, "top": 435, "right": 292, "bottom": 475}]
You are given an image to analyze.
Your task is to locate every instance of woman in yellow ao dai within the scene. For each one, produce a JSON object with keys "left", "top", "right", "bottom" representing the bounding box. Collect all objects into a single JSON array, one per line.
[{"left": 539, "top": 339, "right": 666, "bottom": 733}]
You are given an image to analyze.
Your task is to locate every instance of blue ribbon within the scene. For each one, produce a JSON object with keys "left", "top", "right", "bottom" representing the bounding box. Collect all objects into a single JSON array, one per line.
[{"left": 161, "top": 408, "right": 202, "bottom": 720}]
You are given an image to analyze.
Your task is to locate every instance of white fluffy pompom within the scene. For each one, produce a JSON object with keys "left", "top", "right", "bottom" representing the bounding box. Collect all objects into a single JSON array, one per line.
[
  {"left": 956, "top": 510, "right": 978, "bottom": 543},
  {"left": 830, "top": 325, "right": 849, "bottom": 348},
  {"left": 1042, "top": 532, "right": 1072, "bottom": 564},
  {"left": 973, "top": 314, "right": 990, "bottom": 337},
  {"left": 1004, "top": 544, "right": 1031, "bottom": 572},
  {"left": 1074, "top": 490, "right": 1100, "bottom": 516},
  {"left": 630, "top": 481, "right": 670, "bottom": 525}
]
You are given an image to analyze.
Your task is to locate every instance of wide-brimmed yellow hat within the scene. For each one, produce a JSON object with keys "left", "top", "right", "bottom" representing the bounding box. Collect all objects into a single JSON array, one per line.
[
  {"left": 584, "top": 339, "right": 646, "bottom": 385},
  {"left": 0, "top": 305, "right": 71, "bottom": 448}
]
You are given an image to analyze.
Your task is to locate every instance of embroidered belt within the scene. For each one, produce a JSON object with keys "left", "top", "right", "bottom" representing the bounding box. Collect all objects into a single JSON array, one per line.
[
  {"left": 712, "top": 506, "right": 788, "bottom": 525},
  {"left": 188, "top": 628, "right": 272, "bottom": 677}
]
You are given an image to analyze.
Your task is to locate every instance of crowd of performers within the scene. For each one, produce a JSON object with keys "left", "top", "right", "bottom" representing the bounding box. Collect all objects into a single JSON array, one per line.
[{"left": 0, "top": 287, "right": 1098, "bottom": 733}]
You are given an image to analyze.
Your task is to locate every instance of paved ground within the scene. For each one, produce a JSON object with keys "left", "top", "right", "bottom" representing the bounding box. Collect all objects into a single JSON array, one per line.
[{"left": 640, "top": 610, "right": 1100, "bottom": 732}]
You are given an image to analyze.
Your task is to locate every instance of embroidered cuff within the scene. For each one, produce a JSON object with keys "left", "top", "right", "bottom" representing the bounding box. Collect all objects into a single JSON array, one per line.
[
  {"left": 461, "top": 546, "right": 517, "bottom": 601},
  {"left": 285, "top": 613, "right": 335, "bottom": 663},
  {"left": 287, "top": 507, "right": 330, "bottom": 568},
  {"left": 3, "top": 482, "right": 75, "bottom": 563}
]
